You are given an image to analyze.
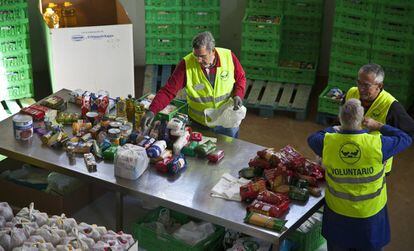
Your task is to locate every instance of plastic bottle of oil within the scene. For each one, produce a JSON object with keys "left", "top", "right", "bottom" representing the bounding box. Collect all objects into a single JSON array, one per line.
[
  {"left": 62, "top": 1, "right": 77, "bottom": 27},
  {"left": 48, "top": 2, "right": 62, "bottom": 26},
  {"left": 43, "top": 8, "right": 59, "bottom": 29}
]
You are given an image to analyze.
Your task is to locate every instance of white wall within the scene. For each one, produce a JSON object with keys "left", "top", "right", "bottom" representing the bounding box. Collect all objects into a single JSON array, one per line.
[{"left": 29, "top": 0, "right": 333, "bottom": 76}]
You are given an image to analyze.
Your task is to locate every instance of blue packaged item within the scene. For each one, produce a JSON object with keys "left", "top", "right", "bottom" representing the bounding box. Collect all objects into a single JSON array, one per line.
[
  {"left": 100, "top": 138, "right": 112, "bottom": 151},
  {"left": 167, "top": 153, "right": 187, "bottom": 174},
  {"left": 146, "top": 140, "right": 167, "bottom": 158}
]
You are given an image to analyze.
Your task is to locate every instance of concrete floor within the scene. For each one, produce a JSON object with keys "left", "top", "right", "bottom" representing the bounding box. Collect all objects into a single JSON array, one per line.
[{"left": 32, "top": 68, "right": 413, "bottom": 250}]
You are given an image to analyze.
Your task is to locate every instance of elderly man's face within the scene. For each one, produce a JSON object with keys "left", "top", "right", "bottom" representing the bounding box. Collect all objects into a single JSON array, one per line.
[
  {"left": 193, "top": 46, "right": 214, "bottom": 68},
  {"left": 357, "top": 72, "right": 383, "bottom": 103}
]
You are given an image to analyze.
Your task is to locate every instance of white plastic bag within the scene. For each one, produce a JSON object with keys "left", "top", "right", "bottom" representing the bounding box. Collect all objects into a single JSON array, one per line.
[
  {"left": 114, "top": 144, "right": 149, "bottom": 180},
  {"left": 0, "top": 202, "right": 13, "bottom": 221},
  {"left": 172, "top": 221, "right": 215, "bottom": 246},
  {"left": 204, "top": 98, "right": 247, "bottom": 128}
]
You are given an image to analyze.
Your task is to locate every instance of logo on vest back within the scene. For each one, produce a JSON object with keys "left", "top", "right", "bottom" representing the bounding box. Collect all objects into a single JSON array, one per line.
[
  {"left": 339, "top": 142, "right": 361, "bottom": 164},
  {"left": 194, "top": 83, "right": 205, "bottom": 91},
  {"left": 220, "top": 70, "right": 229, "bottom": 80},
  {"left": 372, "top": 109, "right": 381, "bottom": 118}
]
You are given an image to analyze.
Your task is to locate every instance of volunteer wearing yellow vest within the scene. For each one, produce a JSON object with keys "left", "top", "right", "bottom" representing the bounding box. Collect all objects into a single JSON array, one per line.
[
  {"left": 308, "top": 99, "right": 412, "bottom": 251},
  {"left": 345, "top": 64, "right": 414, "bottom": 174},
  {"left": 141, "top": 31, "right": 246, "bottom": 138}
]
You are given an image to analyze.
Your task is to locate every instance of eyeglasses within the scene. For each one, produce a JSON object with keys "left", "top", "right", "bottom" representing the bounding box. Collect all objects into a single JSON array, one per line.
[
  {"left": 192, "top": 52, "right": 209, "bottom": 60},
  {"left": 356, "top": 80, "right": 378, "bottom": 89}
]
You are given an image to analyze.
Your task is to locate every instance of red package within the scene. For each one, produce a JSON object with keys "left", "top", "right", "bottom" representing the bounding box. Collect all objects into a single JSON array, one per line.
[
  {"left": 280, "top": 145, "right": 306, "bottom": 169},
  {"left": 207, "top": 150, "right": 224, "bottom": 163},
  {"left": 97, "top": 95, "right": 109, "bottom": 116},
  {"left": 247, "top": 199, "right": 290, "bottom": 218},
  {"left": 240, "top": 179, "right": 267, "bottom": 202},
  {"left": 81, "top": 95, "right": 91, "bottom": 117},
  {"left": 248, "top": 156, "right": 272, "bottom": 169},
  {"left": 30, "top": 104, "right": 49, "bottom": 113},
  {"left": 190, "top": 132, "right": 202, "bottom": 142},
  {"left": 154, "top": 157, "right": 173, "bottom": 173},
  {"left": 257, "top": 190, "right": 290, "bottom": 205},
  {"left": 304, "top": 159, "right": 325, "bottom": 180},
  {"left": 21, "top": 107, "right": 45, "bottom": 120}
]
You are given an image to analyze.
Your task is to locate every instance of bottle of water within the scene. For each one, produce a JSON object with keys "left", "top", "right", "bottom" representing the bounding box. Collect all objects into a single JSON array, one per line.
[{"left": 43, "top": 8, "right": 59, "bottom": 29}]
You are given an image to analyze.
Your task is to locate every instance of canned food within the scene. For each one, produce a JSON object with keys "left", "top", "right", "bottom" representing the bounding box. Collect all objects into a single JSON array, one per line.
[
  {"left": 13, "top": 114, "right": 33, "bottom": 140},
  {"left": 109, "top": 121, "right": 122, "bottom": 128},
  {"left": 108, "top": 128, "right": 121, "bottom": 145}
]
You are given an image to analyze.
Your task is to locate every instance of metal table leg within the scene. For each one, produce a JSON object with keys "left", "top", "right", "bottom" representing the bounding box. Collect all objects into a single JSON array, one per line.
[{"left": 116, "top": 191, "right": 124, "bottom": 231}]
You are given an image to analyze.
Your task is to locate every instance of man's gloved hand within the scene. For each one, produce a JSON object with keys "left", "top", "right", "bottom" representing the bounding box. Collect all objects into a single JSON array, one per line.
[
  {"left": 140, "top": 111, "right": 155, "bottom": 130},
  {"left": 233, "top": 96, "right": 242, "bottom": 111}
]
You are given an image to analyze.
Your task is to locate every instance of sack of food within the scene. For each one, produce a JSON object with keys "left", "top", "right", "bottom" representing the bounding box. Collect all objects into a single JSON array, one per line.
[{"left": 114, "top": 144, "right": 149, "bottom": 180}]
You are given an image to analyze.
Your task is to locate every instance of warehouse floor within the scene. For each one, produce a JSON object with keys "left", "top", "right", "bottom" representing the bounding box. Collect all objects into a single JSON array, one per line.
[{"left": 32, "top": 68, "right": 413, "bottom": 250}]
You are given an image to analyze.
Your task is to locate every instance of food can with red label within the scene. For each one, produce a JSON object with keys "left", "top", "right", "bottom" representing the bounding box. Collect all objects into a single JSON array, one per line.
[{"left": 13, "top": 114, "right": 33, "bottom": 140}]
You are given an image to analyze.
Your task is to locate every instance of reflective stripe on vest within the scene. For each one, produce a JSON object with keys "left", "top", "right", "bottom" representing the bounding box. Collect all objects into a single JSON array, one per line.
[
  {"left": 323, "top": 132, "right": 387, "bottom": 218},
  {"left": 184, "top": 47, "right": 235, "bottom": 126},
  {"left": 346, "top": 87, "right": 396, "bottom": 173}
]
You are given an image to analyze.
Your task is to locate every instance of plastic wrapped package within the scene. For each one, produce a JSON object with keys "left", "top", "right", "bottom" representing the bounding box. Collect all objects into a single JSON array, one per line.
[
  {"left": 0, "top": 202, "right": 13, "bottom": 222},
  {"left": 204, "top": 98, "right": 247, "bottom": 128},
  {"left": 48, "top": 214, "right": 77, "bottom": 234},
  {"left": 172, "top": 221, "right": 215, "bottom": 246},
  {"left": 15, "top": 203, "right": 49, "bottom": 227},
  {"left": 32, "top": 226, "right": 62, "bottom": 246},
  {"left": 114, "top": 144, "right": 149, "bottom": 180},
  {"left": 78, "top": 222, "right": 101, "bottom": 242},
  {"left": 0, "top": 217, "right": 5, "bottom": 228},
  {"left": 45, "top": 172, "right": 84, "bottom": 196},
  {"left": 0, "top": 228, "right": 27, "bottom": 250}
]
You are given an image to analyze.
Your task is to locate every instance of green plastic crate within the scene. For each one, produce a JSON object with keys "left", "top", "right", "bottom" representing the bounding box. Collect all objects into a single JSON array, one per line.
[
  {"left": 0, "top": 0, "right": 27, "bottom": 8},
  {"left": 372, "top": 34, "right": 414, "bottom": 55},
  {"left": 132, "top": 207, "right": 224, "bottom": 251},
  {"left": 146, "top": 23, "right": 182, "bottom": 37},
  {"left": 182, "top": 7, "right": 220, "bottom": 25},
  {"left": 0, "top": 19, "right": 29, "bottom": 39},
  {"left": 329, "top": 56, "right": 365, "bottom": 76},
  {"left": 276, "top": 66, "right": 316, "bottom": 85},
  {"left": 146, "top": 49, "right": 182, "bottom": 65},
  {"left": 144, "top": 0, "right": 181, "bottom": 7},
  {"left": 1, "top": 64, "right": 32, "bottom": 84},
  {"left": 330, "top": 42, "right": 370, "bottom": 63},
  {"left": 183, "top": 0, "right": 219, "bottom": 8},
  {"left": 371, "top": 49, "right": 414, "bottom": 70},
  {"left": 318, "top": 85, "right": 343, "bottom": 115},
  {"left": 0, "top": 79, "right": 34, "bottom": 101},
  {"left": 182, "top": 23, "right": 220, "bottom": 38},
  {"left": 146, "top": 36, "right": 182, "bottom": 51},
  {"left": 287, "top": 212, "right": 325, "bottom": 251},
  {"left": 335, "top": 0, "right": 376, "bottom": 17},
  {"left": 331, "top": 27, "right": 372, "bottom": 48},
  {"left": 145, "top": 6, "right": 182, "bottom": 24},
  {"left": 283, "top": 15, "right": 322, "bottom": 33},
  {"left": 242, "top": 14, "right": 282, "bottom": 39},
  {"left": 285, "top": 0, "right": 323, "bottom": 18},
  {"left": 333, "top": 11, "right": 375, "bottom": 33},
  {"left": 0, "top": 5, "right": 27, "bottom": 23},
  {"left": 381, "top": 65, "right": 413, "bottom": 84},
  {"left": 386, "top": 83, "right": 414, "bottom": 107},
  {"left": 243, "top": 64, "right": 277, "bottom": 81},
  {"left": 280, "top": 43, "right": 319, "bottom": 62},
  {"left": 374, "top": 20, "right": 414, "bottom": 40},
  {"left": 376, "top": 2, "right": 414, "bottom": 24},
  {"left": 157, "top": 99, "right": 188, "bottom": 121},
  {"left": 241, "top": 50, "right": 279, "bottom": 67},
  {"left": 328, "top": 70, "right": 356, "bottom": 88},
  {"left": 1, "top": 51, "right": 31, "bottom": 70},
  {"left": 0, "top": 36, "right": 29, "bottom": 53},
  {"left": 241, "top": 35, "right": 281, "bottom": 53},
  {"left": 282, "top": 30, "right": 320, "bottom": 47},
  {"left": 247, "top": 0, "right": 285, "bottom": 13}
]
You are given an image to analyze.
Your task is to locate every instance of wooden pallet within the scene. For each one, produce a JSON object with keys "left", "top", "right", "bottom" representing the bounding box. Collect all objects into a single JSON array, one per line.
[
  {"left": 143, "top": 64, "right": 187, "bottom": 100},
  {"left": 316, "top": 112, "right": 339, "bottom": 126},
  {"left": 243, "top": 79, "right": 312, "bottom": 120}
]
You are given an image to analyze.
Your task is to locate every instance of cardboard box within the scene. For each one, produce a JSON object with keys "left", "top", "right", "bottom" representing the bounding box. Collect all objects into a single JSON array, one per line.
[
  {"left": 39, "top": 0, "right": 134, "bottom": 98},
  {"left": 0, "top": 158, "right": 90, "bottom": 216}
]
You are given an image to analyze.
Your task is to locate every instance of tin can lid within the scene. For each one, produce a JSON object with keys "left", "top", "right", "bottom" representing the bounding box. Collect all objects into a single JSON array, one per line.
[
  {"left": 109, "top": 121, "right": 122, "bottom": 128},
  {"left": 13, "top": 114, "right": 33, "bottom": 123}
]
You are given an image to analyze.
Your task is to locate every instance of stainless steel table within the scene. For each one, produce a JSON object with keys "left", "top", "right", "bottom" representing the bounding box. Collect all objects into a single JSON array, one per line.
[{"left": 0, "top": 89, "right": 324, "bottom": 250}]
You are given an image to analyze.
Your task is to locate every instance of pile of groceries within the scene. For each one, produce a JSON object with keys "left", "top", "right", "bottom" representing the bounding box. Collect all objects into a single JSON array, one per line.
[
  {"left": 240, "top": 146, "right": 325, "bottom": 232},
  {"left": 12, "top": 90, "right": 225, "bottom": 180},
  {"left": 0, "top": 202, "right": 134, "bottom": 250}
]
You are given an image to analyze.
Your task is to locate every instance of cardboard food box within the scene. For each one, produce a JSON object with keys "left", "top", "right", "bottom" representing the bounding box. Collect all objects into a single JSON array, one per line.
[{"left": 38, "top": 0, "right": 134, "bottom": 98}]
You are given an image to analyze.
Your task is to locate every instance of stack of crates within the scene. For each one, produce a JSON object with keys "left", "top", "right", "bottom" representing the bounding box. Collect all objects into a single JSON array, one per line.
[
  {"left": 319, "top": 0, "right": 414, "bottom": 116},
  {"left": 278, "top": 0, "right": 324, "bottom": 85},
  {"left": 372, "top": 1, "right": 414, "bottom": 107},
  {"left": 241, "top": 0, "right": 284, "bottom": 81},
  {"left": 0, "top": 0, "right": 34, "bottom": 101},
  {"left": 181, "top": 0, "right": 220, "bottom": 54},
  {"left": 144, "top": 0, "right": 220, "bottom": 65}
]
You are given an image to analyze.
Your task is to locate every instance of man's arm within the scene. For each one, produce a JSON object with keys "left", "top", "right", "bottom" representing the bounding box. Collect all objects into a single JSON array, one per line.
[
  {"left": 380, "top": 124, "right": 412, "bottom": 161},
  {"left": 149, "top": 60, "right": 187, "bottom": 114},
  {"left": 307, "top": 127, "right": 336, "bottom": 157},
  {"left": 386, "top": 101, "right": 414, "bottom": 140},
  {"left": 231, "top": 52, "right": 246, "bottom": 99}
]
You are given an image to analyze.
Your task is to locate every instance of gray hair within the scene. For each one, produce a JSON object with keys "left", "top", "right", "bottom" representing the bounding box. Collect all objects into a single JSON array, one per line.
[
  {"left": 358, "top": 63, "right": 385, "bottom": 84},
  {"left": 339, "top": 98, "right": 364, "bottom": 130},
  {"left": 192, "top": 31, "right": 215, "bottom": 51}
]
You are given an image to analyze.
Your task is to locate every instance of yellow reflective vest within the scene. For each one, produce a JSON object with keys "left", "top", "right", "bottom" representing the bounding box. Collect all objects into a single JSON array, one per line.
[
  {"left": 183, "top": 47, "right": 235, "bottom": 126},
  {"left": 346, "top": 87, "right": 396, "bottom": 173},
  {"left": 323, "top": 132, "right": 387, "bottom": 218}
]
